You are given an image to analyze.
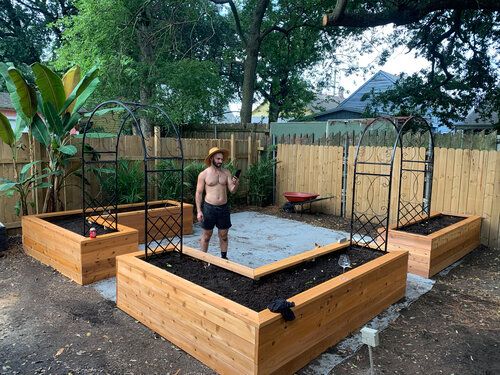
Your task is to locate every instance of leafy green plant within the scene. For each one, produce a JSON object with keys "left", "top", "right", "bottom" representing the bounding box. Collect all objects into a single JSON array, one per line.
[
  {"left": 182, "top": 161, "right": 206, "bottom": 203},
  {"left": 0, "top": 62, "right": 100, "bottom": 212},
  {"left": 99, "top": 159, "right": 144, "bottom": 204},
  {"left": 0, "top": 112, "right": 50, "bottom": 215},
  {"left": 244, "top": 149, "right": 276, "bottom": 206},
  {"left": 157, "top": 160, "right": 183, "bottom": 201}
]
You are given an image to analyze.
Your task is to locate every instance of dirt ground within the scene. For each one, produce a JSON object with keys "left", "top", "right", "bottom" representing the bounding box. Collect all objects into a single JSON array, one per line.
[{"left": 1, "top": 207, "right": 499, "bottom": 374}]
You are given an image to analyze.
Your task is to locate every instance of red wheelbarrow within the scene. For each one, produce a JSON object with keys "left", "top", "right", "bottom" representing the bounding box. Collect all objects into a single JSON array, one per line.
[{"left": 282, "top": 192, "right": 334, "bottom": 214}]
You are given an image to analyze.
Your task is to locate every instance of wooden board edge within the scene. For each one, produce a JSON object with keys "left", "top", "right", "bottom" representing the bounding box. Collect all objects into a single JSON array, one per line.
[
  {"left": 257, "top": 251, "right": 408, "bottom": 326},
  {"left": 117, "top": 250, "right": 260, "bottom": 325},
  {"left": 253, "top": 242, "right": 349, "bottom": 279},
  {"left": 427, "top": 214, "right": 482, "bottom": 240}
]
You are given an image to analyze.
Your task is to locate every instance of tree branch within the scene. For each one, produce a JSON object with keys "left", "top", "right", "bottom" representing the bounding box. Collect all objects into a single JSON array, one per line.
[
  {"left": 323, "top": 0, "right": 500, "bottom": 27},
  {"left": 209, "top": 0, "right": 247, "bottom": 45}
]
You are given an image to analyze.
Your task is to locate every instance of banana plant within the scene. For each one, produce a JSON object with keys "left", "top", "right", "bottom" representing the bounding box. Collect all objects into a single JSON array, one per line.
[
  {"left": 0, "top": 111, "right": 50, "bottom": 216},
  {"left": 0, "top": 62, "right": 100, "bottom": 212}
]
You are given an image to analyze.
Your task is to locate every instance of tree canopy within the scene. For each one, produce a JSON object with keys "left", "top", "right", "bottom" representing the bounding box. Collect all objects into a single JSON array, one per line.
[
  {"left": 324, "top": 0, "right": 500, "bottom": 126},
  {"left": 1, "top": 0, "right": 499, "bottom": 127}
]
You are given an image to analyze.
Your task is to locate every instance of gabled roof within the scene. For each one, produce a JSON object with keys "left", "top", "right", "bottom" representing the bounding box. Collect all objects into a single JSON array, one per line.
[
  {"left": 313, "top": 70, "right": 398, "bottom": 118},
  {"left": 0, "top": 92, "right": 13, "bottom": 109},
  {"left": 455, "top": 108, "right": 499, "bottom": 129},
  {"left": 252, "top": 93, "right": 344, "bottom": 118}
]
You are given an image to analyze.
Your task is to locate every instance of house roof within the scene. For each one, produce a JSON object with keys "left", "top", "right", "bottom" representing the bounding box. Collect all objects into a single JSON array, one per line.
[
  {"left": 252, "top": 93, "right": 344, "bottom": 118},
  {"left": 0, "top": 92, "right": 13, "bottom": 109},
  {"left": 455, "top": 108, "right": 499, "bottom": 129},
  {"left": 312, "top": 70, "right": 399, "bottom": 118}
]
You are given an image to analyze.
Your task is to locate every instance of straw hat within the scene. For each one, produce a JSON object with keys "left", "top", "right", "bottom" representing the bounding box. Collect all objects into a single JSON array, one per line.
[{"left": 204, "top": 147, "right": 229, "bottom": 166}]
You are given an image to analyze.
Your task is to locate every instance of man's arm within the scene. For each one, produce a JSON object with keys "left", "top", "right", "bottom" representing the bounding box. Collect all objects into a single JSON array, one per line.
[
  {"left": 195, "top": 171, "right": 205, "bottom": 222},
  {"left": 227, "top": 170, "right": 239, "bottom": 193}
]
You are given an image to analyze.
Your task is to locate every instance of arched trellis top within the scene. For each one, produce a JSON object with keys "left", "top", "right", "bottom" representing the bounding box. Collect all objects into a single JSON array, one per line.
[
  {"left": 395, "top": 115, "right": 434, "bottom": 228},
  {"left": 350, "top": 116, "right": 401, "bottom": 252},
  {"left": 80, "top": 101, "right": 184, "bottom": 258}
]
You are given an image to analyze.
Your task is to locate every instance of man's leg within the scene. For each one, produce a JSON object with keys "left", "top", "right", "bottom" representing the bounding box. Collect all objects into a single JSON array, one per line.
[
  {"left": 218, "top": 229, "right": 228, "bottom": 259},
  {"left": 200, "top": 229, "right": 213, "bottom": 252}
]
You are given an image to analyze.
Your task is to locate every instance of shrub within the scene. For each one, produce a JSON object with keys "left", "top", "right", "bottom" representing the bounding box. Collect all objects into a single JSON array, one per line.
[
  {"left": 244, "top": 149, "right": 276, "bottom": 206},
  {"left": 100, "top": 159, "right": 144, "bottom": 204}
]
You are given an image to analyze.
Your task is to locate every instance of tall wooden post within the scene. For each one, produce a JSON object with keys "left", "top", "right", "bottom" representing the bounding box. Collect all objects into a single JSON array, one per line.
[
  {"left": 154, "top": 126, "right": 160, "bottom": 200},
  {"left": 230, "top": 133, "right": 235, "bottom": 162},
  {"left": 247, "top": 135, "right": 252, "bottom": 165}
]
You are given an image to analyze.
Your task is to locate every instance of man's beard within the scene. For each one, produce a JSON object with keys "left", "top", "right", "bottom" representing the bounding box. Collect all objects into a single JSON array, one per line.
[{"left": 212, "top": 159, "right": 222, "bottom": 169}]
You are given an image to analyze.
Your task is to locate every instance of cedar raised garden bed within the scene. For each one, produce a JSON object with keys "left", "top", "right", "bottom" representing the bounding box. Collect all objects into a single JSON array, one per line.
[
  {"left": 97, "top": 200, "right": 194, "bottom": 243},
  {"left": 386, "top": 212, "right": 481, "bottom": 278},
  {"left": 22, "top": 209, "right": 139, "bottom": 285},
  {"left": 116, "top": 244, "right": 408, "bottom": 374}
]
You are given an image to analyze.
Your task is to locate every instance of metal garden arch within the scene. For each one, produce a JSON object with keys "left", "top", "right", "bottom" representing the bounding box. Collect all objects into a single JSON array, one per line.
[
  {"left": 81, "top": 101, "right": 184, "bottom": 259},
  {"left": 350, "top": 116, "right": 401, "bottom": 252},
  {"left": 395, "top": 115, "right": 434, "bottom": 228}
]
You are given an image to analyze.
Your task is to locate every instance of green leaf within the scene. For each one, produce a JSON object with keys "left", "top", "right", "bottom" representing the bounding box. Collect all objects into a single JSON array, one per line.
[
  {"left": 72, "top": 77, "right": 100, "bottom": 115},
  {"left": 60, "top": 65, "right": 99, "bottom": 114},
  {"left": 32, "top": 114, "right": 50, "bottom": 147},
  {"left": 20, "top": 161, "right": 41, "bottom": 176},
  {"left": 42, "top": 101, "right": 63, "bottom": 136},
  {"left": 63, "top": 112, "right": 81, "bottom": 133},
  {"left": 32, "top": 63, "right": 66, "bottom": 112},
  {"left": 6, "top": 67, "right": 37, "bottom": 121},
  {"left": 58, "top": 144, "right": 77, "bottom": 155},
  {"left": 0, "top": 182, "right": 17, "bottom": 192},
  {"left": 14, "top": 200, "right": 21, "bottom": 216},
  {"left": 14, "top": 116, "right": 26, "bottom": 141},
  {"left": 0, "top": 112, "right": 15, "bottom": 146},
  {"left": 6, "top": 189, "right": 15, "bottom": 198}
]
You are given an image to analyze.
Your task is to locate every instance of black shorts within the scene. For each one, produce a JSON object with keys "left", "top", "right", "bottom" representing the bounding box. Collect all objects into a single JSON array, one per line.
[{"left": 201, "top": 202, "right": 232, "bottom": 230}]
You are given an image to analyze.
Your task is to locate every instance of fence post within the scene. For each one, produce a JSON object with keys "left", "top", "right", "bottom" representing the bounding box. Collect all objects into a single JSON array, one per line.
[
  {"left": 230, "top": 133, "right": 235, "bottom": 161},
  {"left": 154, "top": 126, "right": 160, "bottom": 200},
  {"left": 247, "top": 135, "right": 252, "bottom": 165},
  {"left": 272, "top": 136, "right": 277, "bottom": 205},
  {"left": 341, "top": 134, "right": 349, "bottom": 217}
]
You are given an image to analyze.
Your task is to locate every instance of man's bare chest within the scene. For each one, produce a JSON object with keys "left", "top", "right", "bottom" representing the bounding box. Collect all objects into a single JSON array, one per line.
[{"left": 205, "top": 171, "right": 227, "bottom": 187}]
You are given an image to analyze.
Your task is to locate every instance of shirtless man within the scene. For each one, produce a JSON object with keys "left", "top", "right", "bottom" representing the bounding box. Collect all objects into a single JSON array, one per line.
[{"left": 195, "top": 147, "right": 239, "bottom": 259}]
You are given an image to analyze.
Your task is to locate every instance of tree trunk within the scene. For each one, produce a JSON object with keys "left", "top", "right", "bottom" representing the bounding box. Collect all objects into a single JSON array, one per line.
[
  {"left": 139, "top": 85, "right": 152, "bottom": 137},
  {"left": 136, "top": 6, "right": 154, "bottom": 137},
  {"left": 240, "top": 41, "right": 260, "bottom": 125},
  {"left": 239, "top": 0, "right": 270, "bottom": 125},
  {"left": 268, "top": 99, "right": 280, "bottom": 123}
]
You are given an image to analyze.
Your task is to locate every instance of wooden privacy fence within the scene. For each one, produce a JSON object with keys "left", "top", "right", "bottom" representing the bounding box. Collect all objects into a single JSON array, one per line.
[
  {"left": 276, "top": 144, "right": 500, "bottom": 249},
  {"left": 0, "top": 133, "right": 262, "bottom": 229}
]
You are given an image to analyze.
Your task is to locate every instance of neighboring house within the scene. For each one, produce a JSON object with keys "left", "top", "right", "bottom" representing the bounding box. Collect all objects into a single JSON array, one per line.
[
  {"left": 0, "top": 92, "right": 16, "bottom": 127},
  {"left": 251, "top": 93, "right": 344, "bottom": 124},
  {"left": 454, "top": 108, "right": 499, "bottom": 131},
  {"left": 311, "top": 70, "right": 398, "bottom": 121}
]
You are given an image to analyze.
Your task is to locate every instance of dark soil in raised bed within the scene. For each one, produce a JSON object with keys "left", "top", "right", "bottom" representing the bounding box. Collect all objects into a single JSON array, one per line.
[
  {"left": 148, "top": 246, "right": 383, "bottom": 312},
  {"left": 398, "top": 214, "right": 465, "bottom": 236},
  {"left": 44, "top": 215, "right": 117, "bottom": 237}
]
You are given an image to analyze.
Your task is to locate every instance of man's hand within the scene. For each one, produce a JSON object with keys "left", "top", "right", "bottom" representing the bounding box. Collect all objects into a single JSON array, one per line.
[
  {"left": 197, "top": 211, "right": 203, "bottom": 222},
  {"left": 232, "top": 176, "right": 239, "bottom": 184}
]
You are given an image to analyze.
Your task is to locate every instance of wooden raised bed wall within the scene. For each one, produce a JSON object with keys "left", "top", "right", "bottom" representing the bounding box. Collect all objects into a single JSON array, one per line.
[
  {"left": 387, "top": 213, "right": 481, "bottom": 278},
  {"left": 22, "top": 210, "right": 139, "bottom": 285},
  {"left": 113, "top": 200, "right": 193, "bottom": 243},
  {"left": 116, "top": 245, "right": 408, "bottom": 374}
]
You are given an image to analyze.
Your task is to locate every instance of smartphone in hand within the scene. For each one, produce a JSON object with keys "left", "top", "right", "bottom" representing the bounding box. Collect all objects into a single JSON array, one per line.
[{"left": 234, "top": 169, "right": 241, "bottom": 178}]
